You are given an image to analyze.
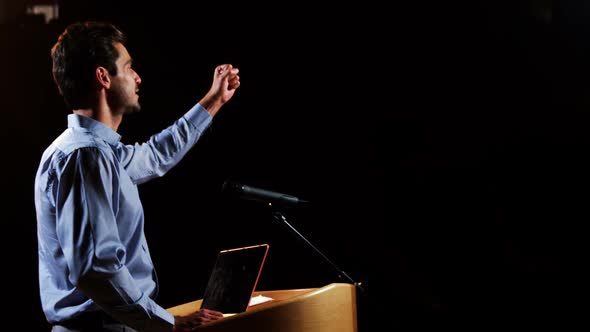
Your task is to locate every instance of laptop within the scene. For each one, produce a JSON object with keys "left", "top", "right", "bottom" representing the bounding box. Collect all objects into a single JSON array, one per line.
[{"left": 199, "top": 243, "right": 270, "bottom": 314}]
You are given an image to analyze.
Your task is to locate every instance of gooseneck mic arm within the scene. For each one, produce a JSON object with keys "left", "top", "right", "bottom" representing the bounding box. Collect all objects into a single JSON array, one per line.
[{"left": 270, "top": 208, "right": 366, "bottom": 295}]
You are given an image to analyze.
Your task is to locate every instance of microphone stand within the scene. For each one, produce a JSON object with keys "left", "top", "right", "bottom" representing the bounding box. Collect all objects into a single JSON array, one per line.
[{"left": 268, "top": 203, "right": 367, "bottom": 296}]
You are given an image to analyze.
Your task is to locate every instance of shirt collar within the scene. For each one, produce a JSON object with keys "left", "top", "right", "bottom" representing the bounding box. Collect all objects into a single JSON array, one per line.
[{"left": 67, "top": 114, "right": 122, "bottom": 146}]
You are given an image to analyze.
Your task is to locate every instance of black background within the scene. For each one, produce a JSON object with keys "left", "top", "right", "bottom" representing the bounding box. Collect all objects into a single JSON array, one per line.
[{"left": 0, "top": 0, "right": 583, "bottom": 330}]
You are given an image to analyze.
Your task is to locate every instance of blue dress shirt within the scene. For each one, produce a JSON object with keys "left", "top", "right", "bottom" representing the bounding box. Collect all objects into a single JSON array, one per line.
[{"left": 34, "top": 104, "right": 212, "bottom": 331}]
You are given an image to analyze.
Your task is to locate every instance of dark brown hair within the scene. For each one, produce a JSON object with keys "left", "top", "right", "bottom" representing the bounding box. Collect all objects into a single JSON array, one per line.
[{"left": 51, "top": 21, "right": 126, "bottom": 109}]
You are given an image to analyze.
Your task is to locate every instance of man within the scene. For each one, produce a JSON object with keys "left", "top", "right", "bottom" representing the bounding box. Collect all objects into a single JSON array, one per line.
[{"left": 34, "top": 21, "right": 240, "bottom": 331}]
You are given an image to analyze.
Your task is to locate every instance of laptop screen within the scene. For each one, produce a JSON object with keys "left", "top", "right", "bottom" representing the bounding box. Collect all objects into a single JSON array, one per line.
[{"left": 200, "top": 243, "right": 269, "bottom": 314}]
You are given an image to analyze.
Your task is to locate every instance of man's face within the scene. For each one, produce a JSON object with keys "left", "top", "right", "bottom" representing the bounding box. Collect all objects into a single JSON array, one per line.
[{"left": 107, "top": 42, "right": 142, "bottom": 114}]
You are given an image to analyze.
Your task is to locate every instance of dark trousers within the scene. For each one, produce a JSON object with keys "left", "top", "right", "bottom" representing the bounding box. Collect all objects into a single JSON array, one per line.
[{"left": 51, "top": 311, "right": 138, "bottom": 332}]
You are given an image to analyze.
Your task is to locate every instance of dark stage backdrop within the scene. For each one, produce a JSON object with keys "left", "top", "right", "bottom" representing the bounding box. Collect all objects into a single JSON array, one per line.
[{"left": 0, "top": 1, "right": 581, "bottom": 330}]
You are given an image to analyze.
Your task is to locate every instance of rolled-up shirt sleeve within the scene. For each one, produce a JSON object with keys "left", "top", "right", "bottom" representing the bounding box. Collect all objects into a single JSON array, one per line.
[{"left": 55, "top": 147, "right": 174, "bottom": 331}]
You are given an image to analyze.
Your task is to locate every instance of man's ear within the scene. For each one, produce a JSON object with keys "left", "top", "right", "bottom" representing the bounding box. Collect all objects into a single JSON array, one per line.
[{"left": 96, "top": 67, "right": 111, "bottom": 88}]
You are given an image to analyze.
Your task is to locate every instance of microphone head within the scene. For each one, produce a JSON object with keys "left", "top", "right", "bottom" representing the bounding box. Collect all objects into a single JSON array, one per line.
[
  {"left": 221, "top": 180, "right": 243, "bottom": 199},
  {"left": 221, "top": 180, "right": 239, "bottom": 192}
]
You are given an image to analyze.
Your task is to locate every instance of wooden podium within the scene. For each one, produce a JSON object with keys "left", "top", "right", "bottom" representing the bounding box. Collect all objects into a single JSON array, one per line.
[{"left": 167, "top": 283, "right": 358, "bottom": 332}]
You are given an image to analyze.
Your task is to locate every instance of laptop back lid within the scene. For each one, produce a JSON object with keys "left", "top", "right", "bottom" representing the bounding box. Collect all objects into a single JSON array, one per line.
[{"left": 200, "top": 243, "right": 269, "bottom": 314}]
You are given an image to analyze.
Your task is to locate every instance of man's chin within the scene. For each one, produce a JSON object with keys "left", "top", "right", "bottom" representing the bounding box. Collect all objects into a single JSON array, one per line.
[{"left": 125, "top": 104, "right": 141, "bottom": 114}]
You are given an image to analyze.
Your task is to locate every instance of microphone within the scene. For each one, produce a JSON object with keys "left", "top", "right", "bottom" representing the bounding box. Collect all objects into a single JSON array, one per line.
[{"left": 222, "top": 181, "right": 308, "bottom": 207}]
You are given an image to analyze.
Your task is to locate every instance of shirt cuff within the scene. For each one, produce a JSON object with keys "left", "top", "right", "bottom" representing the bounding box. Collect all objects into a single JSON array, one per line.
[
  {"left": 184, "top": 103, "right": 212, "bottom": 131},
  {"left": 148, "top": 299, "right": 175, "bottom": 326}
]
